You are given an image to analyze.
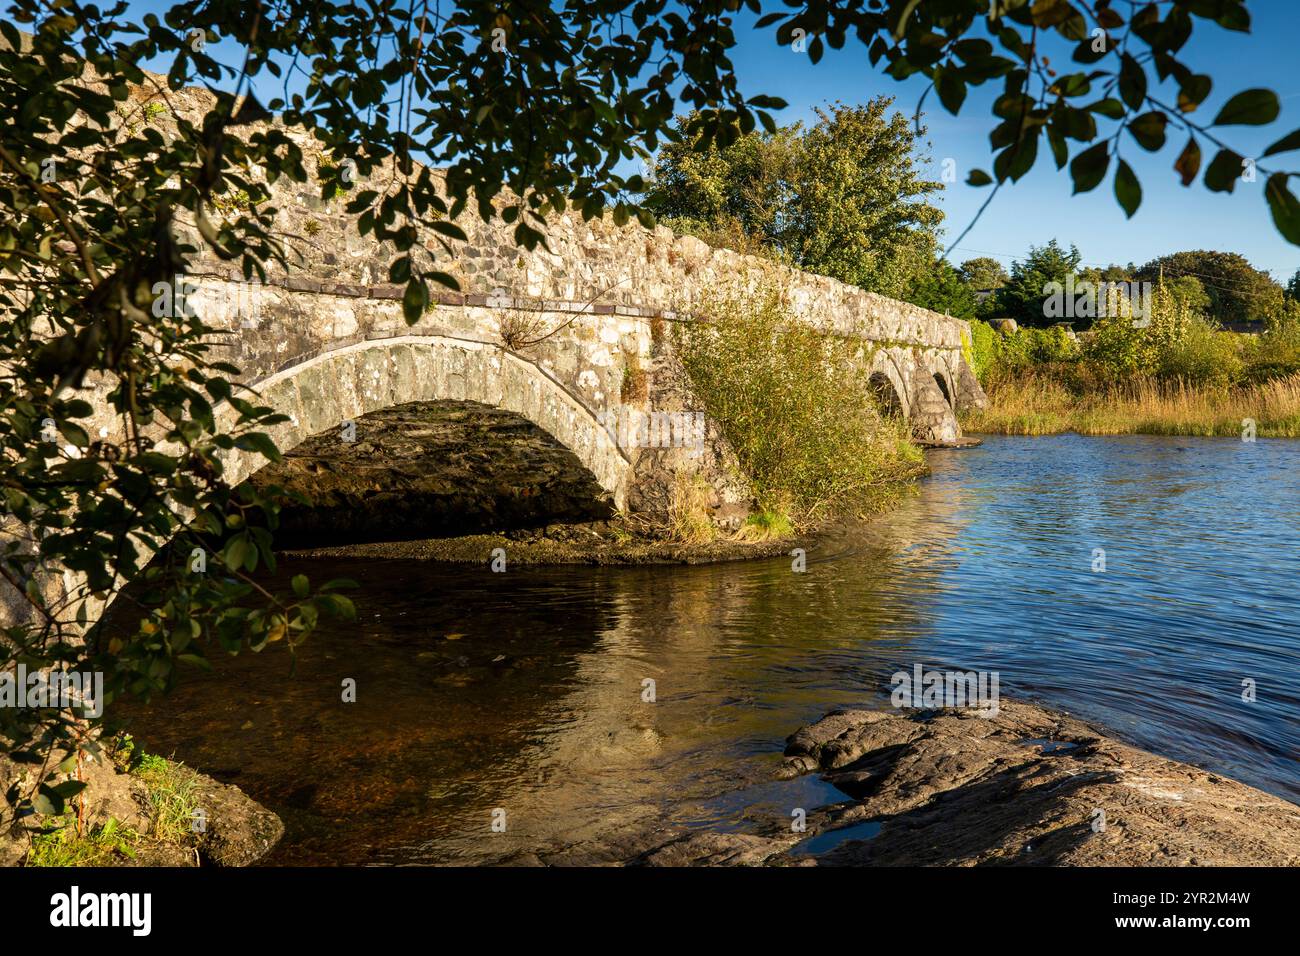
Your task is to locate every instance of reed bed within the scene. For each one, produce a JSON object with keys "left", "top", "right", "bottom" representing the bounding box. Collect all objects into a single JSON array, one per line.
[{"left": 964, "top": 373, "right": 1300, "bottom": 438}]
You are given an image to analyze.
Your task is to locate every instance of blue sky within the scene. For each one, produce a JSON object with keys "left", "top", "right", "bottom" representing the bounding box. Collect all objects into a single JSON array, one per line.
[{"left": 722, "top": 0, "right": 1300, "bottom": 282}]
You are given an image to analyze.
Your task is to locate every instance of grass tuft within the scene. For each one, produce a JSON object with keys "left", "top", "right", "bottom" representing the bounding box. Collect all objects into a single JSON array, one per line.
[
  {"left": 26, "top": 816, "right": 140, "bottom": 867},
  {"left": 733, "top": 508, "right": 794, "bottom": 542},
  {"left": 667, "top": 469, "right": 715, "bottom": 544},
  {"left": 132, "top": 752, "right": 202, "bottom": 843}
]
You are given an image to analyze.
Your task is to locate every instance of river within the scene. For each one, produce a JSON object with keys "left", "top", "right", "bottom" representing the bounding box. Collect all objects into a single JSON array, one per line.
[{"left": 114, "top": 434, "right": 1300, "bottom": 864}]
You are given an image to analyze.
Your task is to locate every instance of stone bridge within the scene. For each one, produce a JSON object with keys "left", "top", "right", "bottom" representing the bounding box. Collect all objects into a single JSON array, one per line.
[
  {"left": 2, "top": 111, "right": 986, "bottom": 628},
  {"left": 163, "top": 152, "right": 986, "bottom": 542}
]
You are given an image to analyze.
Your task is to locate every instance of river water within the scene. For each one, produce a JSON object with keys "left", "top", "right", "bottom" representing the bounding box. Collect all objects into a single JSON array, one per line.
[{"left": 116, "top": 434, "right": 1300, "bottom": 864}]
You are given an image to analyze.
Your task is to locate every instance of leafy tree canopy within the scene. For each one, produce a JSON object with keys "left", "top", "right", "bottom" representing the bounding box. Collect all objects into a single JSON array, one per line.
[
  {"left": 958, "top": 256, "right": 1009, "bottom": 290},
  {"left": 1135, "top": 250, "right": 1284, "bottom": 325},
  {"left": 908, "top": 258, "right": 978, "bottom": 318},
  {"left": 646, "top": 98, "right": 944, "bottom": 298},
  {"left": 994, "top": 239, "right": 1082, "bottom": 326}
]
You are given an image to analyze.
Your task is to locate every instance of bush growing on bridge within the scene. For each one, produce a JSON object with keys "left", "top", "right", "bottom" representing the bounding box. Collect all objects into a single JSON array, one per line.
[{"left": 674, "top": 286, "right": 921, "bottom": 527}]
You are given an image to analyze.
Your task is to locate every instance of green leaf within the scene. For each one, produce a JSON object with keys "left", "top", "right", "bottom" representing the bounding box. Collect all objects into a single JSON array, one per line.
[
  {"left": 1204, "top": 148, "right": 1245, "bottom": 193},
  {"left": 320, "top": 578, "right": 360, "bottom": 592},
  {"left": 51, "top": 780, "right": 87, "bottom": 800},
  {"left": 1070, "top": 141, "right": 1110, "bottom": 194},
  {"left": 1114, "top": 159, "right": 1141, "bottom": 217},
  {"left": 1119, "top": 53, "right": 1147, "bottom": 111},
  {"left": 223, "top": 536, "right": 249, "bottom": 573},
  {"left": 234, "top": 432, "right": 282, "bottom": 463},
  {"left": 995, "top": 133, "right": 1039, "bottom": 183},
  {"left": 322, "top": 593, "right": 356, "bottom": 619},
  {"left": 935, "top": 69, "right": 967, "bottom": 115},
  {"left": 1213, "top": 89, "right": 1280, "bottom": 126},
  {"left": 32, "top": 790, "right": 61, "bottom": 816},
  {"left": 966, "top": 168, "right": 993, "bottom": 186},
  {"left": 1262, "top": 129, "right": 1300, "bottom": 158},
  {"left": 1086, "top": 98, "right": 1124, "bottom": 120},
  {"left": 1047, "top": 126, "right": 1069, "bottom": 169},
  {"left": 1127, "top": 112, "right": 1167, "bottom": 152},
  {"left": 1176, "top": 74, "right": 1212, "bottom": 113},
  {"left": 134, "top": 451, "right": 177, "bottom": 474},
  {"left": 1265, "top": 174, "right": 1300, "bottom": 244}
]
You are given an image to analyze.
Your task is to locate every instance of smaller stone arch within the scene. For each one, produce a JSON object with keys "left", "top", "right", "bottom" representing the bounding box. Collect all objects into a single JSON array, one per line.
[
  {"left": 866, "top": 351, "right": 912, "bottom": 418},
  {"left": 932, "top": 371, "right": 953, "bottom": 408}
]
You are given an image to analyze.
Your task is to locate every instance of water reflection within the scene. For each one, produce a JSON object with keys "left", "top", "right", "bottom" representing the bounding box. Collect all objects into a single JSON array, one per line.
[{"left": 114, "top": 434, "right": 1300, "bottom": 864}]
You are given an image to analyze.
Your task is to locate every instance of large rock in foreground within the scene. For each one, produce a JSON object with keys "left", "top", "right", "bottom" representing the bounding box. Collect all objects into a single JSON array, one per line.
[{"left": 774, "top": 700, "right": 1300, "bottom": 866}]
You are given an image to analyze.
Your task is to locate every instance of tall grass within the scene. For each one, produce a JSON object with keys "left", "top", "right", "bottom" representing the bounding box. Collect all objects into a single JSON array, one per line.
[{"left": 965, "top": 372, "right": 1300, "bottom": 438}]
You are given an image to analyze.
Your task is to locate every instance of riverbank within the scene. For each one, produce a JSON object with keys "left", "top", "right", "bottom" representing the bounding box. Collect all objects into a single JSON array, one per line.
[
  {"left": 24, "top": 698, "right": 1297, "bottom": 867},
  {"left": 278, "top": 517, "right": 799, "bottom": 565},
  {"left": 276, "top": 482, "right": 918, "bottom": 566},
  {"left": 963, "top": 372, "right": 1300, "bottom": 437}
]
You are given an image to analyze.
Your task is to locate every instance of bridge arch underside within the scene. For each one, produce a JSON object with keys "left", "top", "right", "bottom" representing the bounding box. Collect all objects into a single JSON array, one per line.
[{"left": 229, "top": 337, "right": 629, "bottom": 547}]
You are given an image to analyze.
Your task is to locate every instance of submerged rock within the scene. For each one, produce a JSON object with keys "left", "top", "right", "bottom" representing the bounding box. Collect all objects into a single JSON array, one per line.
[{"left": 189, "top": 775, "right": 285, "bottom": 867}]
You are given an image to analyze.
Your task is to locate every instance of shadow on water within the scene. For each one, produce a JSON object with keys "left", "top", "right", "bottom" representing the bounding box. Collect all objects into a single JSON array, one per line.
[{"left": 111, "top": 434, "right": 1300, "bottom": 864}]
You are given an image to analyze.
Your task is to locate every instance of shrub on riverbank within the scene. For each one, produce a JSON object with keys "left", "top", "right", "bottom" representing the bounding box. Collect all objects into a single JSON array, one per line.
[
  {"left": 974, "top": 290, "right": 1300, "bottom": 392},
  {"left": 675, "top": 285, "right": 922, "bottom": 527},
  {"left": 968, "top": 285, "right": 1300, "bottom": 436}
]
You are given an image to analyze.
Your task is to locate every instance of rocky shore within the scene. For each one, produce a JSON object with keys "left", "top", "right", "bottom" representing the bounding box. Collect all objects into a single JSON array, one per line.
[
  {"left": 627, "top": 700, "right": 1300, "bottom": 866},
  {"left": 11, "top": 699, "right": 1298, "bottom": 867},
  {"left": 278, "top": 517, "right": 803, "bottom": 566}
]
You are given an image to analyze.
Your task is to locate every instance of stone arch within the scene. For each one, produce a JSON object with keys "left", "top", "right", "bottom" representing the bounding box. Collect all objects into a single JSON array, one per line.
[
  {"left": 227, "top": 335, "right": 632, "bottom": 509},
  {"left": 52, "top": 335, "right": 630, "bottom": 629},
  {"left": 867, "top": 371, "right": 904, "bottom": 417}
]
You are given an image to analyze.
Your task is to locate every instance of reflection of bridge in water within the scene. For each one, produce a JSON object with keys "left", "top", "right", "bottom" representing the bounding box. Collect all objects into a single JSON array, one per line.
[{"left": 110, "top": 484, "right": 971, "bottom": 865}]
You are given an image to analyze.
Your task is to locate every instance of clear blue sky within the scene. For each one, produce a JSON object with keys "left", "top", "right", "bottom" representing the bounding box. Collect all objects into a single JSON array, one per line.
[{"left": 721, "top": 0, "right": 1300, "bottom": 282}]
